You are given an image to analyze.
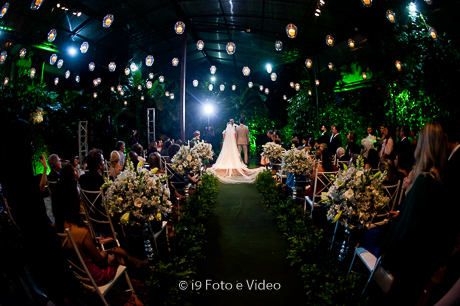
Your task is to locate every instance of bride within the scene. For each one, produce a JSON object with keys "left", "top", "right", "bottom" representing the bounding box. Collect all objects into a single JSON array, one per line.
[{"left": 207, "top": 123, "right": 264, "bottom": 184}]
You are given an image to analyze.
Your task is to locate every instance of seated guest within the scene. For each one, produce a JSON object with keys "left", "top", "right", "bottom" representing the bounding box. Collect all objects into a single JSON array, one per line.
[
  {"left": 157, "top": 140, "right": 163, "bottom": 152},
  {"left": 364, "top": 149, "right": 379, "bottom": 170},
  {"left": 148, "top": 152, "right": 163, "bottom": 173},
  {"left": 314, "top": 148, "right": 322, "bottom": 160},
  {"left": 378, "top": 158, "right": 397, "bottom": 185},
  {"left": 60, "top": 163, "right": 78, "bottom": 180},
  {"left": 348, "top": 154, "right": 360, "bottom": 167},
  {"left": 128, "top": 151, "right": 139, "bottom": 169},
  {"left": 132, "top": 143, "right": 145, "bottom": 165},
  {"left": 147, "top": 141, "right": 157, "bottom": 156},
  {"left": 378, "top": 122, "right": 456, "bottom": 305},
  {"left": 70, "top": 156, "right": 82, "bottom": 179},
  {"left": 79, "top": 150, "right": 105, "bottom": 193},
  {"left": 115, "top": 141, "right": 126, "bottom": 167},
  {"left": 336, "top": 147, "right": 347, "bottom": 170},
  {"left": 160, "top": 140, "right": 172, "bottom": 157},
  {"left": 394, "top": 152, "right": 411, "bottom": 182},
  {"left": 379, "top": 125, "right": 394, "bottom": 159},
  {"left": 301, "top": 137, "right": 308, "bottom": 148},
  {"left": 109, "top": 151, "right": 123, "bottom": 180},
  {"left": 53, "top": 178, "right": 148, "bottom": 286},
  {"left": 47, "top": 154, "right": 61, "bottom": 181},
  {"left": 175, "top": 139, "right": 183, "bottom": 146},
  {"left": 345, "top": 131, "right": 361, "bottom": 158}
]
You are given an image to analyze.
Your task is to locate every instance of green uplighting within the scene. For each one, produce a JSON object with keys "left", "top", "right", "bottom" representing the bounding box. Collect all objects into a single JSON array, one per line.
[
  {"left": 0, "top": 26, "right": 14, "bottom": 31},
  {"left": 334, "top": 62, "right": 374, "bottom": 92},
  {"left": 32, "top": 44, "right": 60, "bottom": 53}
]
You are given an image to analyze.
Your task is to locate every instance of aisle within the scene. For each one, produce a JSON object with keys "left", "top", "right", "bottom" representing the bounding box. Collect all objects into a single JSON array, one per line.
[{"left": 197, "top": 183, "right": 306, "bottom": 305}]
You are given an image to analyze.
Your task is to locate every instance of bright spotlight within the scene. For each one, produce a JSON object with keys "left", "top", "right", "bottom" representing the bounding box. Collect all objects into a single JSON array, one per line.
[
  {"left": 204, "top": 105, "right": 213, "bottom": 114},
  {"left": 68, "top": 47, "right": 77, "bottom": 56},
  {"left": 266, "top": 63, "right": 272, "bottom": 73},
  {"left": 409, "top": 2, "right": 417, "bottom": 13},
  {"left": 211, "top": 76, "right": 216, "bottom": 82}
]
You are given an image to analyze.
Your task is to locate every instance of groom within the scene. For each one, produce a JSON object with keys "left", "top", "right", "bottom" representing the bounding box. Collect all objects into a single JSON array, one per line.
[{"left": 236, "top": 118, "right": 249, "bottom": 165}]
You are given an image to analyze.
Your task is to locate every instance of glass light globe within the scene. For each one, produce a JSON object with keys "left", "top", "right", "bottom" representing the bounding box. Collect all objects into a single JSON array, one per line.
[
  {"left": 80, "top": 42, "right": 89, "bottom": 53},
  {"left": 315, "top": 80, "right": 320, "bottom": 86},
  {"left": 266, "top": 64, "right": 272, "bottom": 73},
  {"left": 89, "top": 62, "right": 95, "bottom": 71},
  {"left": 65, "top": 70, "right": 70, "bottom": 79},
  {"left": 270, "top": 73, "right": 277, "bottom": 81},
  {"left": 111, "top": 86, "right": 115, "bottom": 92},
  {"left": 3, "top": 77, "right": 8, "bottom": 85},
  {"left": 259, "top": 85, "right": 264, "bottom": 91},
  {"left": 109, "top": 62, "right": 116, "bottom": 72},
  {"left": 50, "top": 54, "right": 57, "bottom": 65},
  {"left": 149, "top": 73, "right": 154, "bottom": 79},
  {"left": 93, "top": 92, "right": 97, "bottom": 98},
  {"left": 120, "top": 90, "right": 124, "bottom": 96},
  {"left": 138, "top": 85, "right": 142, "bottom": 91},
  {"left": 147, "top": 81, "right": 152, "bottom": 89},
  {"left": 248, "top": 82, "right": 253, "bottom": 88},
  {"left": 75, "top": 76, "right": 80, "bottom": 83},
  {"left": 170, "top": 93, "right": 174, "bottom": 99},
  {"left": 290, "top": 82, "right": 294, "bottom": 88},
  {"left": 19, "top": 48, "right": 27, "bottom": 58},
  {"left": 326, "top": 35, "right": 334, "bottom": 47},
  {"left": 172, "top": 58, "right": 179, "bottom": 66},
  {"left": 265, "top": 88, "right": 269, "bottom": 94},
  {"left": 0, "top": 51, "right": 6, "bottom": 64},
  {"left": 93, "top": 79, "right": 98, "bottom": 87},
  {"left": 124, "top": 101, "right": 127, "bottom": 105},
  {"left": 361, "top": 0, "right": 372, "bottom": 7},
  {"left": 130, "top": 62, "right": 137, "bottom": 71},
  {"left": 47, "top": 29, "right": 57, "bottom": 42},
  {"left": 283, "top": 95, "right": 287, "bottom": 100},
  {"left": 141, "top": 96, "right": 144, "bottom": 101},
  {"left": 242, "top": 66, "right": 250, "bottom": 76},
  {"left": 308, "top": 90, "right": 312, "bottom": 96},
  {"left": 175, "top": 21, "right": 185, "bottom": 34},
  {"left": 165, "top": 91, "right": 169, "bottom": 97},
  {"left": 362, "top": 72, "right": 367, "bottom": 80},
  {"left": 429, "top": 27, "right": 437, "bottom": 40},
  {"left": 305, "top": 59, "right": 312, "bottom": 68},
  {"left": 232, "top": 85, "right": 236, "bottom": 91},
  {"left": 210, "top": 65, "right": 216, "bottom": 74},
  {"left": 425, "top": 0, "right": 432, "bottom": 4},
  {"left": 30, "top": 68, "right": 36, "bottom": 78},
  {"left": 159, "top": 76, "right": 164, "bottom": 82},
  {"left": 328, "top": 62, "right": 334, "bottom": 71},
  {"left": 295, "top": 83, "right": 300, "bottom": 91},
  {"left": 1, "top": 3, "right": 9, "bottom": 18},
  {"left": 103, "top": 14, "right": 114, "bottom": 28},
  {"left": 208, "top": 84, "right": 213, "bottom": 91},
  {"left": 348, "top": 39, "right": 355, "bottom": 48},
  {"left": 124, "top": 68, "right": 130, "bottom": 75},
  {"left": 54, "top": 78, "right": 59, "bottom": 85},
  {"left": 117, "top": 85, "right": 122, "bottom": 91},
  {"left": 275, "top": 41, "right": 283, "bottom": 51},
  {"left": 145, "top": 55, "right": 154, "bottom": 66},
  {"left": 226, "top": 42, "right": 236, "bottom": 55},
  {"left": 386, "top": 10, "right": 396, "bottom": 23},
  {"left": 193, "top": 79, "right": 198, "bottom": 87},
  {"left": 197, "top": 40, "right": 204, "bottom": 50},
  {"left": 286, "top": 23, "right": 297, "bottom": 38},
  {"left": 97, "top": 78, "right": 101, "bottom": 84},
  {"left": 57, "top": 59, "right": 63, "bottom": 68},
  {"left": 395, "top": 60, "right": 402, "bottom": 71}
]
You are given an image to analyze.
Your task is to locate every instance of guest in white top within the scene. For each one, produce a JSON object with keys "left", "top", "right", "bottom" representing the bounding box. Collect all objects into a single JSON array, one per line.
[
  {"left": 380, "top": 125, "right": 394, "bottom": 159},
  {"left": 115, "top": 141, "right": 125, "bottom": 167}
]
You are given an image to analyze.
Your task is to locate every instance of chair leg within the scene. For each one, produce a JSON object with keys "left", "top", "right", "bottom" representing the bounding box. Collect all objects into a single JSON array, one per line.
[
  {"left": 348, "top": 250, "right": 357, "bottom": 275},
  {"left": 97, "top": 289, "right": 109, "bottom": 306},
  {"left": 330, "top": 222, "right": 339, "bottom": 249},
  {"left": 124, "top": 271, "right": 135, "bottom": 294}
]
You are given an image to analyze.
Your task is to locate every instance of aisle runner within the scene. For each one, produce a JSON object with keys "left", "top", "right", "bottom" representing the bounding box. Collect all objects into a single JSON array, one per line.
[{"left": 197, "top": 183, "right": 306, "bottom": 305}]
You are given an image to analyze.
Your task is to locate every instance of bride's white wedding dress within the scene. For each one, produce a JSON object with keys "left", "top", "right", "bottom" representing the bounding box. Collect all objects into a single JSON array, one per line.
[{"left": 207, "top": 124, "right": 264, "bottom": 184}]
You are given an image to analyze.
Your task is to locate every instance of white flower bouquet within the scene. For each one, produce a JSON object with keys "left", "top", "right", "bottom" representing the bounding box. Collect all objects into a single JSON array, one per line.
[
  {"left": 193, "top": 140, "right": 214, "bottom": 165},
  {"left": 171, "top": 145, "right": 202, "bottom": 175},
  {"left": 321, "top": 155, "right": 390, "bottom": 229},
  {"left": 281, "top": 145, "right": 314, "bottom": 176},
  {"left": 261, "top": 142, "right": 284, "bottom": 162},
  {"left": 103, "top": 159, "right": 172, "bottom": 226}
]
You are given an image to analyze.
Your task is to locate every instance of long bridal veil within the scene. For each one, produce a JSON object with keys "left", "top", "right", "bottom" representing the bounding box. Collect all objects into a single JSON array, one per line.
[{"left": 207, "top": 124, "right": 264, "bottom": 184}]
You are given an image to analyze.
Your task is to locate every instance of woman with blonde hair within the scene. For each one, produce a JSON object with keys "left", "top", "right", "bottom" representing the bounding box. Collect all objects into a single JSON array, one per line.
[
  {"left": 378, "top": 122, "right": 454, "bottom": 304},
  {"left": 109, "top": 151, "right": 123, "bottom": 180}
]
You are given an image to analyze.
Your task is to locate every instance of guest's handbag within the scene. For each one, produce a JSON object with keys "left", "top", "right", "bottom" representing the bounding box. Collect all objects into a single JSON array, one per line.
[{"left": 373, "top": 266, "right": 394, "bottom": 293}]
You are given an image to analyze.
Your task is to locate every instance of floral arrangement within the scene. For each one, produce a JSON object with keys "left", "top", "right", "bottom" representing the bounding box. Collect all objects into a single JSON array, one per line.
[
  {"left": 103, "top": 159, "right": 172, "bottom": 226},
  {"left": 281, "top": 145, "right": 314, "bottom": 176},
  {"left": 321, "top": 155, "right": 390, "bottom": 229},
  {"left": 171, "top": 145, "right": 202, "bottom": 175},
  {"left": 193, "top": 140, "right": 214, "bottom": 165},
  {"left": 261, "top": 142, "right": 284, "bottom": 162}
]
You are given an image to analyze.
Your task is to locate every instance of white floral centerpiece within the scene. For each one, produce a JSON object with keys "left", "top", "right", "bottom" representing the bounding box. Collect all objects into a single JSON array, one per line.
[
  {"left": 193, "top": 140, "right": 214, "bottom": 165},
  {"left": 261, "top": 142, "right": 284, "bottom": 162},
  {"left": 321, "top": 155, "right": 390, "bottom": 229},
  {"left": 171, "top": 145, "right": 202, "bottom": 175},
  {"left": 281, "top": 145, "right": 314, "bottom": 176},
  {"left": 103, "top": 158, "right": 172, "bottom": 226}
]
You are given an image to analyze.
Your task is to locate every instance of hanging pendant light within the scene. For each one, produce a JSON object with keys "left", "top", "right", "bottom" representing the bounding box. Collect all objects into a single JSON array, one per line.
[
  {"left": 172, "top": 58, "right": 179, "bottom": 66},
  {"left": 159, "top": 76, "right": 164, "bottom": 82},
  {"left": 47, "top": 29, "right": 57, "bottom": 42},
  {"left": 275, "top": 41, "right": 283, "bottom": 51},
  {"left": 3, "top": 77, "right": 8, "bottom": 85},
  {"left": 283, "top": 95, "right": 287, "bottom": 100},
  {"left": 30, "top": 0, "right": 45, "bottom": 10},
  {"left": 220, "top": 84, "right": 225, "bottom": 91},
  {"left": 265, "top": 88, "right": 269, "bottom": 94},
  {"left": 141, "top": 96, "right": 144, "bottom": 101},
  {"left": 386, "top": 10, "right": 396, "bottom": 23},
  {"left": 197, "top": 40, "right": 204, "bottom": 50},
  {"left": 361, "top": 0, "right": 372, "bottom": 7},
  {"left": 19, "top": 48, "right": 27, "bottom": 58},
  {"left": 124, "top": 68, "right": 130, "bottom": 75},
  {"left": 138, "top": 85, "right": 142, "bottom": 91},
  {"left": 308, "top": 90, "right": 312, "bottom": 96},
  {"left": 248, "top": 82, "right": 253, "bottom": 88},
  {"left": 193, "top": 79, "right": 198, "bottom": 87},
  {"left": 170, "top": 93, "right": 174, "bottom": 99},
  {"left": 75, "top": 75, "right": 80, "bottom": 83},
  {"left": 232, "top": 85, "right": 236, "bottom": 91},
  {"left": 165, "top": 91, "right": 170, "bottom": 97},
  {"left": 108, "top": 62, "right": 116, "bottom": 72},
  {"left": 80, "top": 42, "right": 89, "bottom": 53},
  {"left": 295, "top": 83, "right": 300, "bottom": 91},
  {"left": 242, "top": 66, "right": 250, "bottom": 76},
  {"left": 326, "top": 35, "right": 335, "bottom": 47},
  {"left": 429, "top": 27, "right": 437, "bottom": 40},
  {"left": 145, "top": 55, "right": 154, "bottom": 66},
  {"left": 93, "top": 79, "right": 98, "bottom": 87},
  {"left": 103, "top": 14, "right": 114, "bottom": 28},
  {"left": 270, "top": 73, "right": 277, "bottom": 81},
  {"left": 259, "top": 85, "right": 264, "bottom": 91},
  {"left": 305, "top": 59, "right": 312, "bottom": 68},
  {"left": 208, "top": 84, "right": 213, "bottom": 91},
  {"left": 120, "top": 90, "right": 124, "bottom": 96},
  {"left": 57, "top": 59, "right": 63, "bottom": 68},
  {"left": 348, "top": 39, "right": 355, "bottom": 48},
  {"left": 54, "top": 78, "right": 59, "bottom": 85},
  {"left": 266, "top": 64, "right": 272, "bottom": 73},
  {"left": 147, "top": 81, "right": 152, "bottom": 89},
  {"left": 1, "top": 3, "right": 9, "bottom": 18},
  {"left": 425, "top": 0, "right": 432, "bottom": 4},
  {"left": 117, "top": 85, "right": 122, "bottom": 92},
  {"left": 286, "top": 23, "right": 297, "bottom": 38},
  {"left": 30, "top": 68, "right": 36, "bottom": 78},
  {"left": 49, "top": 54, "right": 57, "bottom": 65},
  {"left": 89, "top": 62, "right": 95, "bottom": 71},
  {"left": 362, "top": 72, "right": 367, "bottom": 80},
  {"left": 315, "top": 80, "right": 320, "bottom": 86},
  {"left": 111, "top": 86, "right": 115, "bottom": 92},
  {"left": 93, "top": 92, "right": 98, "bottom": 98},
  {"left": 65, "top": 70, "right": 70, "bottom": 79},
  {"left": 0, "top": 51, "right": 7, "bottom": 64},
  {"left": 124, "top": 101, "right": 127, "bottom": 106},
  {"left": 210, "top": 65, "right": 217, "bottom": 74},
  {"left": 290, "top": 82, "right": 294, "bottom": 88},
  {"left": 395, "top": 60, "right": 402, "bottom": 71},
  {"left": 226, "top": 42, "right": 236, "bottom": 55},
  {"left": 97, "top": 77, "right": 101, "bottom": 84},
  {"left": 130, "top": 62, "right": 137, "bottom": 71},
  {"left": 149, "top": 73, "right": 154, "bottom": 79},
  {"left": 174, "top": 21, "right": 185, "bottom": 34}
]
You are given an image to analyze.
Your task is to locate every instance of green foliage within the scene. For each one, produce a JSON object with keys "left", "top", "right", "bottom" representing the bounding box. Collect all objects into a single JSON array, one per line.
[
  {"left": 146, "top": 173, "right": 219, "bottom": 305},
  {"left": 255, "top": 171, "right": 365, "bottom": 305}
]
